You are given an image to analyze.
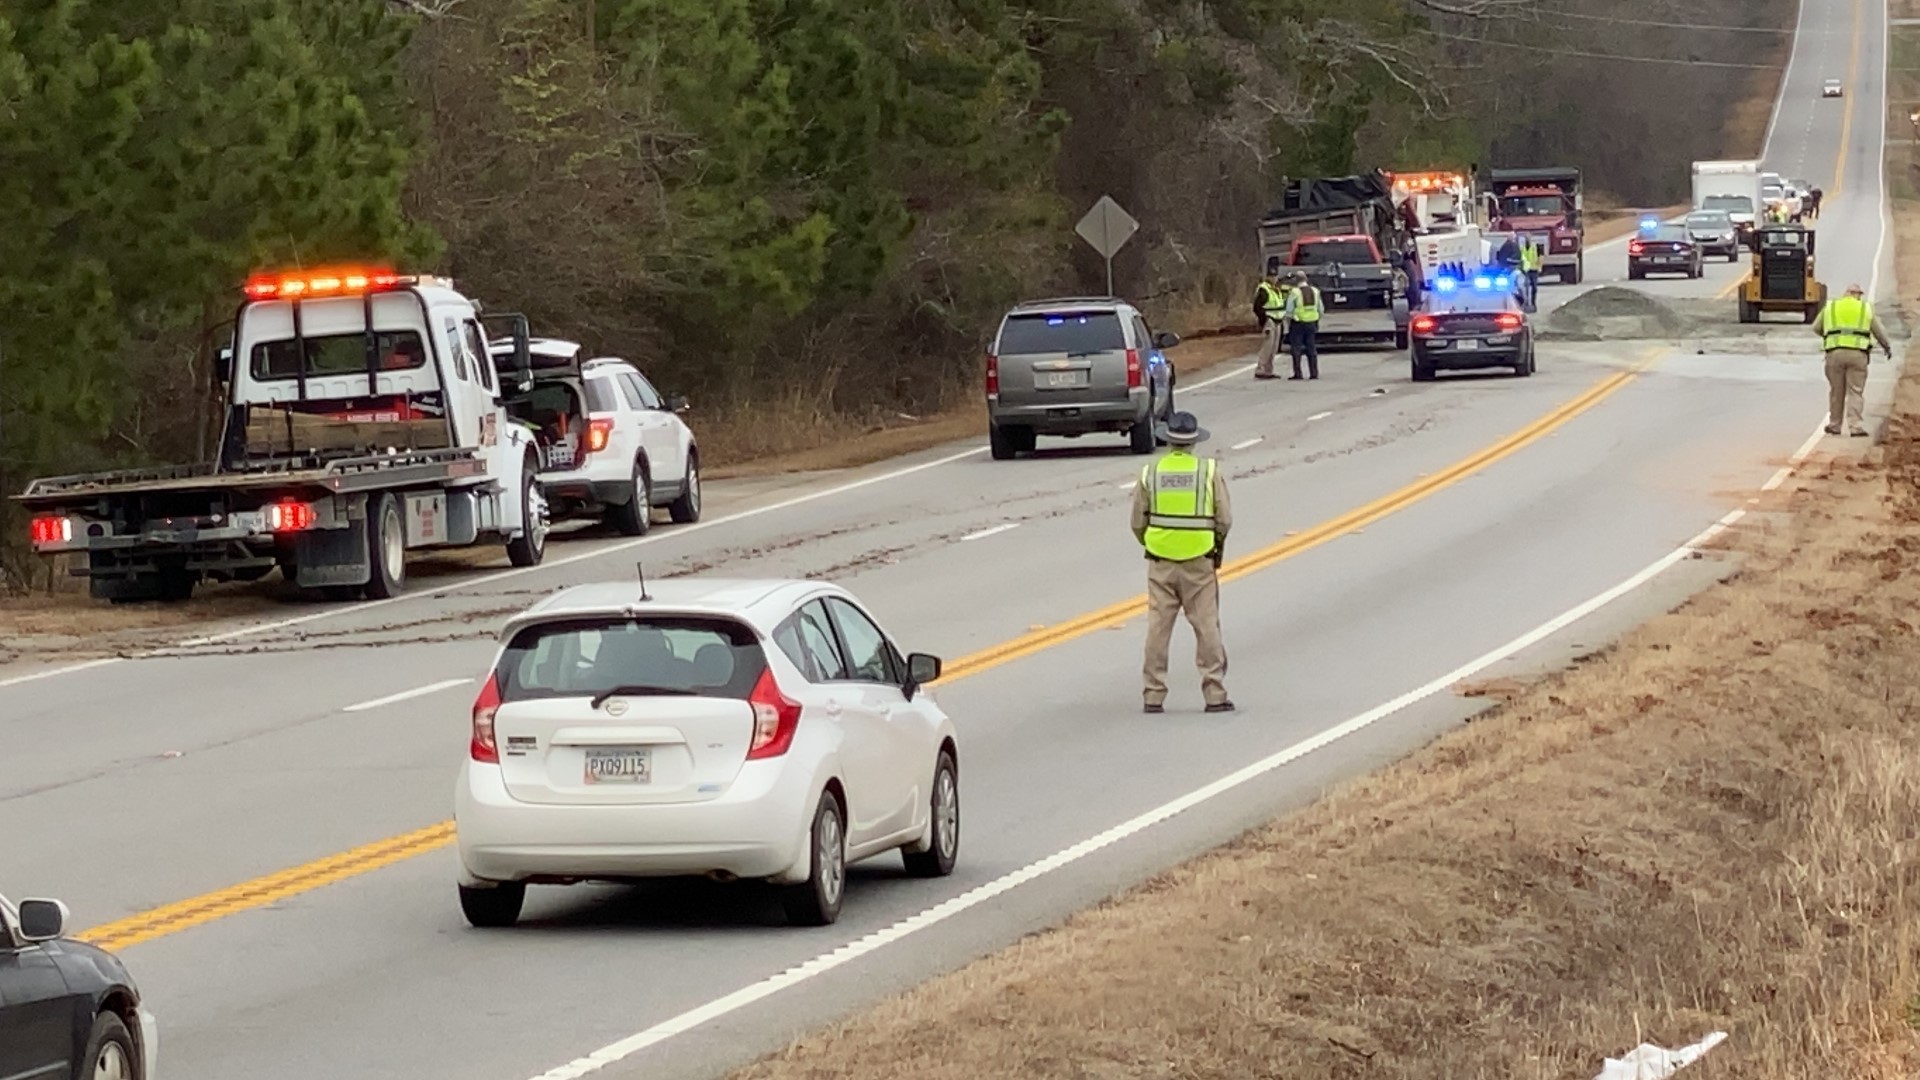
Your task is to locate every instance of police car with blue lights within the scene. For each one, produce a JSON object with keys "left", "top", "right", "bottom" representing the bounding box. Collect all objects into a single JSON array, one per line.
[{"left": 1407, "top": 268, "right": 1536, "bottom": 382}]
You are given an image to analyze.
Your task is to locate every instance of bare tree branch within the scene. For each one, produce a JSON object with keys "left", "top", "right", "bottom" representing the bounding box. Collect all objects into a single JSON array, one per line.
[{"left": 387, "top": 0, "right": 468, "bottom": 18}]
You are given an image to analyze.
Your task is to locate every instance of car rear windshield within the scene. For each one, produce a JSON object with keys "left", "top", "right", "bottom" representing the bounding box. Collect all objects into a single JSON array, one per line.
[
  {"left": 1292, "top": 240, "right": 1374, "bottom": 265},
  {"left": 1649, "top": 224, "right": 1690, "bottom": 241},
  {"left": 251, "top": 330, "right": 428, "bottom": 381},
  {"left": 1426, "top": 290, "right": 1516, "bottom": 314},
  {"left": 1686, "top": 213, "right": 1730, "bottom": 227},
  {"left": 996, "top": 311, "right": 1127, "bottom": 355},
  {"left": 498, "top": 616, "right": 768, "bottom": 701}
]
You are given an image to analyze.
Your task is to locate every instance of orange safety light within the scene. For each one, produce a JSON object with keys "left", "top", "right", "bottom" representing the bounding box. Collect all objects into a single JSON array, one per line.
[{"left": 243, "top": 266, "right": 403, "bottom": 301}]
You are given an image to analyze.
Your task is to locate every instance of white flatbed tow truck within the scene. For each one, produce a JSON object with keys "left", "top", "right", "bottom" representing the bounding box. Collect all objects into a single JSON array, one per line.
[{"left": 16, "top": 266, "right": 552, "bottom": 602}]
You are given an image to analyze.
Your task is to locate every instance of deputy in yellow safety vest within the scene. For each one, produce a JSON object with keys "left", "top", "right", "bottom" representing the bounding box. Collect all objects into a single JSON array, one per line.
[
  {"left": 1253, "top": 272, "right": 1288, "bottom": 380},
  {"left": 1813, "top": 282, "right": 1891, "bottom": 437},
  {"left": 1284, "top": 271, "right": 1322, "bottom": 379},
  {"left": 1519, "top": 237, "right": 1543, "bottom": 310},
  {"left": 1130, "top": 411, "right": 1234, "bottom": 713}
]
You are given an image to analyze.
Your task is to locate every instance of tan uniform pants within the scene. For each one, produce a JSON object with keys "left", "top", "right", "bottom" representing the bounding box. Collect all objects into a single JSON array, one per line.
[
  {"left": 1142, "top": 554, "right": 1228, "bottom": 706},
  {"left": 1824, "top": 347, "right": 1868, "bottom": 432},
  {"left": 1254, "top": 321, "right": 1283, "bottom": 377}
]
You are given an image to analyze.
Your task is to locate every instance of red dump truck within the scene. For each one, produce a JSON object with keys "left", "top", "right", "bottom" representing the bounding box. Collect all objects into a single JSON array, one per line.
[{"left": 1484, "top": 166, "right": 1586, "bottom": 284}]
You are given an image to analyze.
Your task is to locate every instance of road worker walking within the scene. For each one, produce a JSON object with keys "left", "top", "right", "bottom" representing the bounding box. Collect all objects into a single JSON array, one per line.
[
  {"left": 1813, "top": 282, "right": 1891, "bottom": 437},
  {"left": 1518, "top": 235, "right": 1542, "bottom": 311},
  {"left": 1131, "top": 411, "right": 1234, "bottom": 714}
]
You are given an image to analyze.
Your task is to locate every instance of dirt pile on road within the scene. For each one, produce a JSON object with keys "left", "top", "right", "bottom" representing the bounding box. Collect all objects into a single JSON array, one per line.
[
  {"left": 1537, "top": 285, "right": 1695, "bottom": 340},
  {"left": 727, "top": 348, "right": 1920, "bottom": 1076}
]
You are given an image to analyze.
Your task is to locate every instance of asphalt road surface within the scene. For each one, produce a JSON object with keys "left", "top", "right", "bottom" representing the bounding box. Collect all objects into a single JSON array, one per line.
[{"left": 0, "top": 2, "right": 1899, "bottom": 1077}]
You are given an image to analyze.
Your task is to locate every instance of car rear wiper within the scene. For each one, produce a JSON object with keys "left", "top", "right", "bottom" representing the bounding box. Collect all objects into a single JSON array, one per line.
[
  {"left": 1065, "top": 350, "right": 1103, "bottom": 358},
  {"left": 589, "top": 685, "right": 698, "bottom": 708}
]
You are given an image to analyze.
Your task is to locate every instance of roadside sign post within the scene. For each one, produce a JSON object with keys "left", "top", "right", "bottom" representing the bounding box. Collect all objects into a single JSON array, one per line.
[{"left": 1075, "top": 195, "right": 1139, "bottom": 296}]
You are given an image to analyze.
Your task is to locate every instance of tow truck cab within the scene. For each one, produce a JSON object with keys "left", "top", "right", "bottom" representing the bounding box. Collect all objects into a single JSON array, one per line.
[
  {"left": 1484, "top": 167, "right": 1585, "bottom": 284},
  {"left": 20, "top": 267, "right": 549, "bottom": 603}
]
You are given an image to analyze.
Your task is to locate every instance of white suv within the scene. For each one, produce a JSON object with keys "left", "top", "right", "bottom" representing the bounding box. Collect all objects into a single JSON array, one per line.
[
  {"left": 493, "top": 339, "right": 702, "bottom": 535},
  {"left": 454, "top": 577, "right": 960, "bottom": 927}
]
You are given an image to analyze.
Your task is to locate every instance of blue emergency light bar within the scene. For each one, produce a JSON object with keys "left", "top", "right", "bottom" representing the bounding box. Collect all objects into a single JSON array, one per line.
[{"left": 1432, "top": 272, "right": 1512, "bottom": 293}]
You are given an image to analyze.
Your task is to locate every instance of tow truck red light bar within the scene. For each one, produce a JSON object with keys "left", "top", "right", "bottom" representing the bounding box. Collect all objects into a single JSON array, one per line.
[
  {"left": 1387, "top": 171, "right": 1466, "bottom": 192},
  {"left": 243, "top": 267, "right": 402, "bottom": 301}
]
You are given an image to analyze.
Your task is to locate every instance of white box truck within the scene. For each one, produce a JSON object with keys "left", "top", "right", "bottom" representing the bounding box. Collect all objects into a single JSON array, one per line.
[{"left": 1691, "top": 160, "right": 1761, "bottom": 237}]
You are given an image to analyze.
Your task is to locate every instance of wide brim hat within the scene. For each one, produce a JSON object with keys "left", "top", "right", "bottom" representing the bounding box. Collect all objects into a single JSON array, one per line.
[{"left": 1154, "top": 413, "right": 1211, "bottom": 445}]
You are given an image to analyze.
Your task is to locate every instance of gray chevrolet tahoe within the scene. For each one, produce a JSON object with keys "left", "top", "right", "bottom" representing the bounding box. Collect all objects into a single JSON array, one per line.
[{"left": 984, "top": 297, "right": 1179, "bottom": 460}]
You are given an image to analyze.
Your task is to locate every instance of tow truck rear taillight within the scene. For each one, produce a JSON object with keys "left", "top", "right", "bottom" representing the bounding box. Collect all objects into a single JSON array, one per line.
[
  {"left": 28, "top": 515, "right": 71, "bottom": 545},
  {"left": 266, "top": 501, "right": 316, "bottom": 532},
  {"left": 1125, "top": 348, "right": 1142, "bottom": 388},
  {"left": 584, "top": 418, "right": 614, "bottom": 455}
]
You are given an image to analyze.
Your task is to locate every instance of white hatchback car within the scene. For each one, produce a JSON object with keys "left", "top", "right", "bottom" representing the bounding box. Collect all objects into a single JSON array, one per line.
[
  {"left": 454, "top": 578, "right": 960, "bottom": 927},
  {"left": 492, "top": 339, "right": 701, "bottom": 536}
]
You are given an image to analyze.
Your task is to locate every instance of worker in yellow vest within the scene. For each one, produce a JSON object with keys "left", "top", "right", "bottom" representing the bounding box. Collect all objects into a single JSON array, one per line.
[
  {"left": 1252, "top": 270, "right": 1288, "bottom": 380},
  {"left": 1284, "top": 271, "right": 1322, "bottom": 379},
  {"left": 1812, "top": 282, "right": 1891, "bottom": 437},
  {"left": 1130, "top": 411, "right": 1234, "bottom": 713},
  {"left": 1519, "top": 237, "right": 1543, "bottom": 311}
]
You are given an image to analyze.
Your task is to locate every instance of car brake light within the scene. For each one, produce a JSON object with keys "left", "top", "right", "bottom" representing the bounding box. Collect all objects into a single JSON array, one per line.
[
  {"left": 470, "top": 674, "right": 501, "bottom": 763},
  {"left": 1410, "top": 315, "right": 1437, "bottom": 335},
  {"left": 1496, "top": 313, "right": 1523, "bottom": 331},
  {"left": 28, "top": 515, "right": 71, "bottom": 545},
  {"left": 1629, "top": 241, "right": 1645, "bottom": 255},
  {"left": 584, "top": 418, "right": 613, "bottom": 454},
  {"left": 1125, "top": 348, "right": 1142, "bottom": 388},
  {"left": 265, "top": 500, "right": 316, "bottom": 531},
  {"left": 745, "top": 668, "right": 802, "bottom": 759},
  {"left": 985, "top": 353, "right": 999, "bottom": 396}
]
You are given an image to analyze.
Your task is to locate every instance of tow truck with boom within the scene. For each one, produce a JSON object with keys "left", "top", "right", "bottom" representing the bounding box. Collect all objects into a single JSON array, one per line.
[
  {"left": 1386, "top": 169, "right": 1490, "bottom": 291},
  {"left": 1256, "top": 170, "right": 1413, "bottom": 350},
  {"left": 16, "top": 266, "right": 550, "bottom": 603},
  {"left": 1483, "top": 166, "right": 1585, "bottom": 284}
]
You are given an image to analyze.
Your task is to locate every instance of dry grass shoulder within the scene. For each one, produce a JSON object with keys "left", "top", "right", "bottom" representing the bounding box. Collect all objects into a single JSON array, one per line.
[{"left": 728, "top": 213, "right": 1920, "bottom": 1078}]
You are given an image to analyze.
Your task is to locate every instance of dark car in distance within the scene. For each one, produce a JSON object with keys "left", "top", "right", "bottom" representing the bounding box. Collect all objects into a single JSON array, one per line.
[
  {"left": 1628, "top": 223, "right": 1705, "bottom": 279},
  {"left": 1, "top": 892, "right": 158, "bottom": 1080},
  {"left": 1408, "top": 273, "right": 1536, "bottom": 381}
]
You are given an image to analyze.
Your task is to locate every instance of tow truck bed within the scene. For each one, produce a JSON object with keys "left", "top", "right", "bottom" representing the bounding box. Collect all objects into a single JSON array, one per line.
[{"left": 13, "top": 448, "right": 484, "bottom": 511}]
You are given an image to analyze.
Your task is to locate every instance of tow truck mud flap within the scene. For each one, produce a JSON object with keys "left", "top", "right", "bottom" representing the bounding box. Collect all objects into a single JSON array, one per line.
[{"left": 291, "top": 497, "right": 371, "bottom": 588}]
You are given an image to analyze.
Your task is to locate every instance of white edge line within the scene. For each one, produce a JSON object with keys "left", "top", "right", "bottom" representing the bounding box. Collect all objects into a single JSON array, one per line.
[
  {"left": 340, "top": 677, "right": 472, "bottom": 714},
  {"left": 524, "top": 425, "right": 1832, "bottom": 1080},
  {"left": 1229, "top": 436, "right": 1263, "bottom": 450},
  {"left": 959, "top": 523, "right": 1019, "bottom": 543},
  {"left": 1307, "top": 411, "right": 1333, "bottom": 422}
]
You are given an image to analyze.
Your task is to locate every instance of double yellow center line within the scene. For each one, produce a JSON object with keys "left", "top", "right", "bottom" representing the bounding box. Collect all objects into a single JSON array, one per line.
[{"left": 76, "top": 352, "right": 1659, "bottom": 953}]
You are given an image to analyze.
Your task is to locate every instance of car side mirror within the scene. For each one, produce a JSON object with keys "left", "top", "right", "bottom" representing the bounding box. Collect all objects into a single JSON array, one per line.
[
  {"left": 16, "top": 898, "right": 68, "bottom": 942},
  {"left": 666, "top": 394, "right": 691, "bottom": 415},
  {"left": 902, "top": 652, "right": 942, "bottom": 698},
  {"left": 1152, "top": 331, "right": 1181, "bottom": 350}
]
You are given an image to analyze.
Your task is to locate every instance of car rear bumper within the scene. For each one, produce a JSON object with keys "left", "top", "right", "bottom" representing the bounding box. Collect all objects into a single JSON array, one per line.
[
  {"left": 1629, "top": 257, "right": 1696, "bottom": 273},
  {"left": 536, "top": 467, "right": 633, "bottom": 508},
  {"left": 1414, "top": 341, "right": 1524, "bottom": 369},
  {"left": 988, "top": 388, "right": 1148, "bottom": 433},
  {"left": 454, "top": 759, "right": 815, "bottom": 884}
]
